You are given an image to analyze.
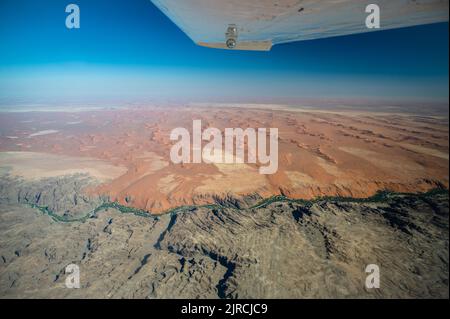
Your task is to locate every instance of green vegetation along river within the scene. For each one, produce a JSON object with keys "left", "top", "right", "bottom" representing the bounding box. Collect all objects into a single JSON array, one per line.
[{"left": 29, "top": 188, "right": 448, "bottom": 224}]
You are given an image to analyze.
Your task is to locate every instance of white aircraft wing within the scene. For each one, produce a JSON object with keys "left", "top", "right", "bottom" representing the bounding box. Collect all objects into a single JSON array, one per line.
[{"left": 150, "top": 0, "right": 449, "bottom": 51}]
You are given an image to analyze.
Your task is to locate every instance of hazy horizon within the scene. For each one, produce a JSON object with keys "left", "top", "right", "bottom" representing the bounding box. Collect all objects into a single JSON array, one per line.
[{"left": 0, "top": 0, "right": 448, "bottom": 105}]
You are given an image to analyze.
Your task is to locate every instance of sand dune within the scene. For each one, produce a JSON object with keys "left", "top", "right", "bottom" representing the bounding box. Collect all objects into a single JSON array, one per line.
[{"left": 0, "top": 104, "right": 448, "bottom": 213}]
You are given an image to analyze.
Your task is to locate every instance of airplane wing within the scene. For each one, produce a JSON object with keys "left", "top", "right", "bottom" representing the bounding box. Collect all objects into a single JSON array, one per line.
[{"left": 150, "top": 0, "right": 449, "bottom": 51}]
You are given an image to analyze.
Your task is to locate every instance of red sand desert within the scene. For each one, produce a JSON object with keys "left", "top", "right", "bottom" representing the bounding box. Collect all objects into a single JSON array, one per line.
[{"left": 0, "top": 104, "right": 448, "bottom": 213}]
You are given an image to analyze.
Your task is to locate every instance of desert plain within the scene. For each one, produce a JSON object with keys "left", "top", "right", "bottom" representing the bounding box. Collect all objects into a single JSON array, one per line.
[{"left": 0, "top": 103, "right": 448, "bottom": 213}]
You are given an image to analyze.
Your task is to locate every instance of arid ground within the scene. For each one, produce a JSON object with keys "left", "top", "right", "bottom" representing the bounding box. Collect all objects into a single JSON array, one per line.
[
  {"left": 0, "top": 104, "right": 448, "bottom": 213},
  {"left": 0, "top": 103, "right": 448, "bottom": 298}
]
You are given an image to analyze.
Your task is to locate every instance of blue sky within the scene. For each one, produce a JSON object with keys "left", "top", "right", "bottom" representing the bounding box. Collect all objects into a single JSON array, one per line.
[{"left": 0, "top": 0, "right": 448, "bottom": 104}]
